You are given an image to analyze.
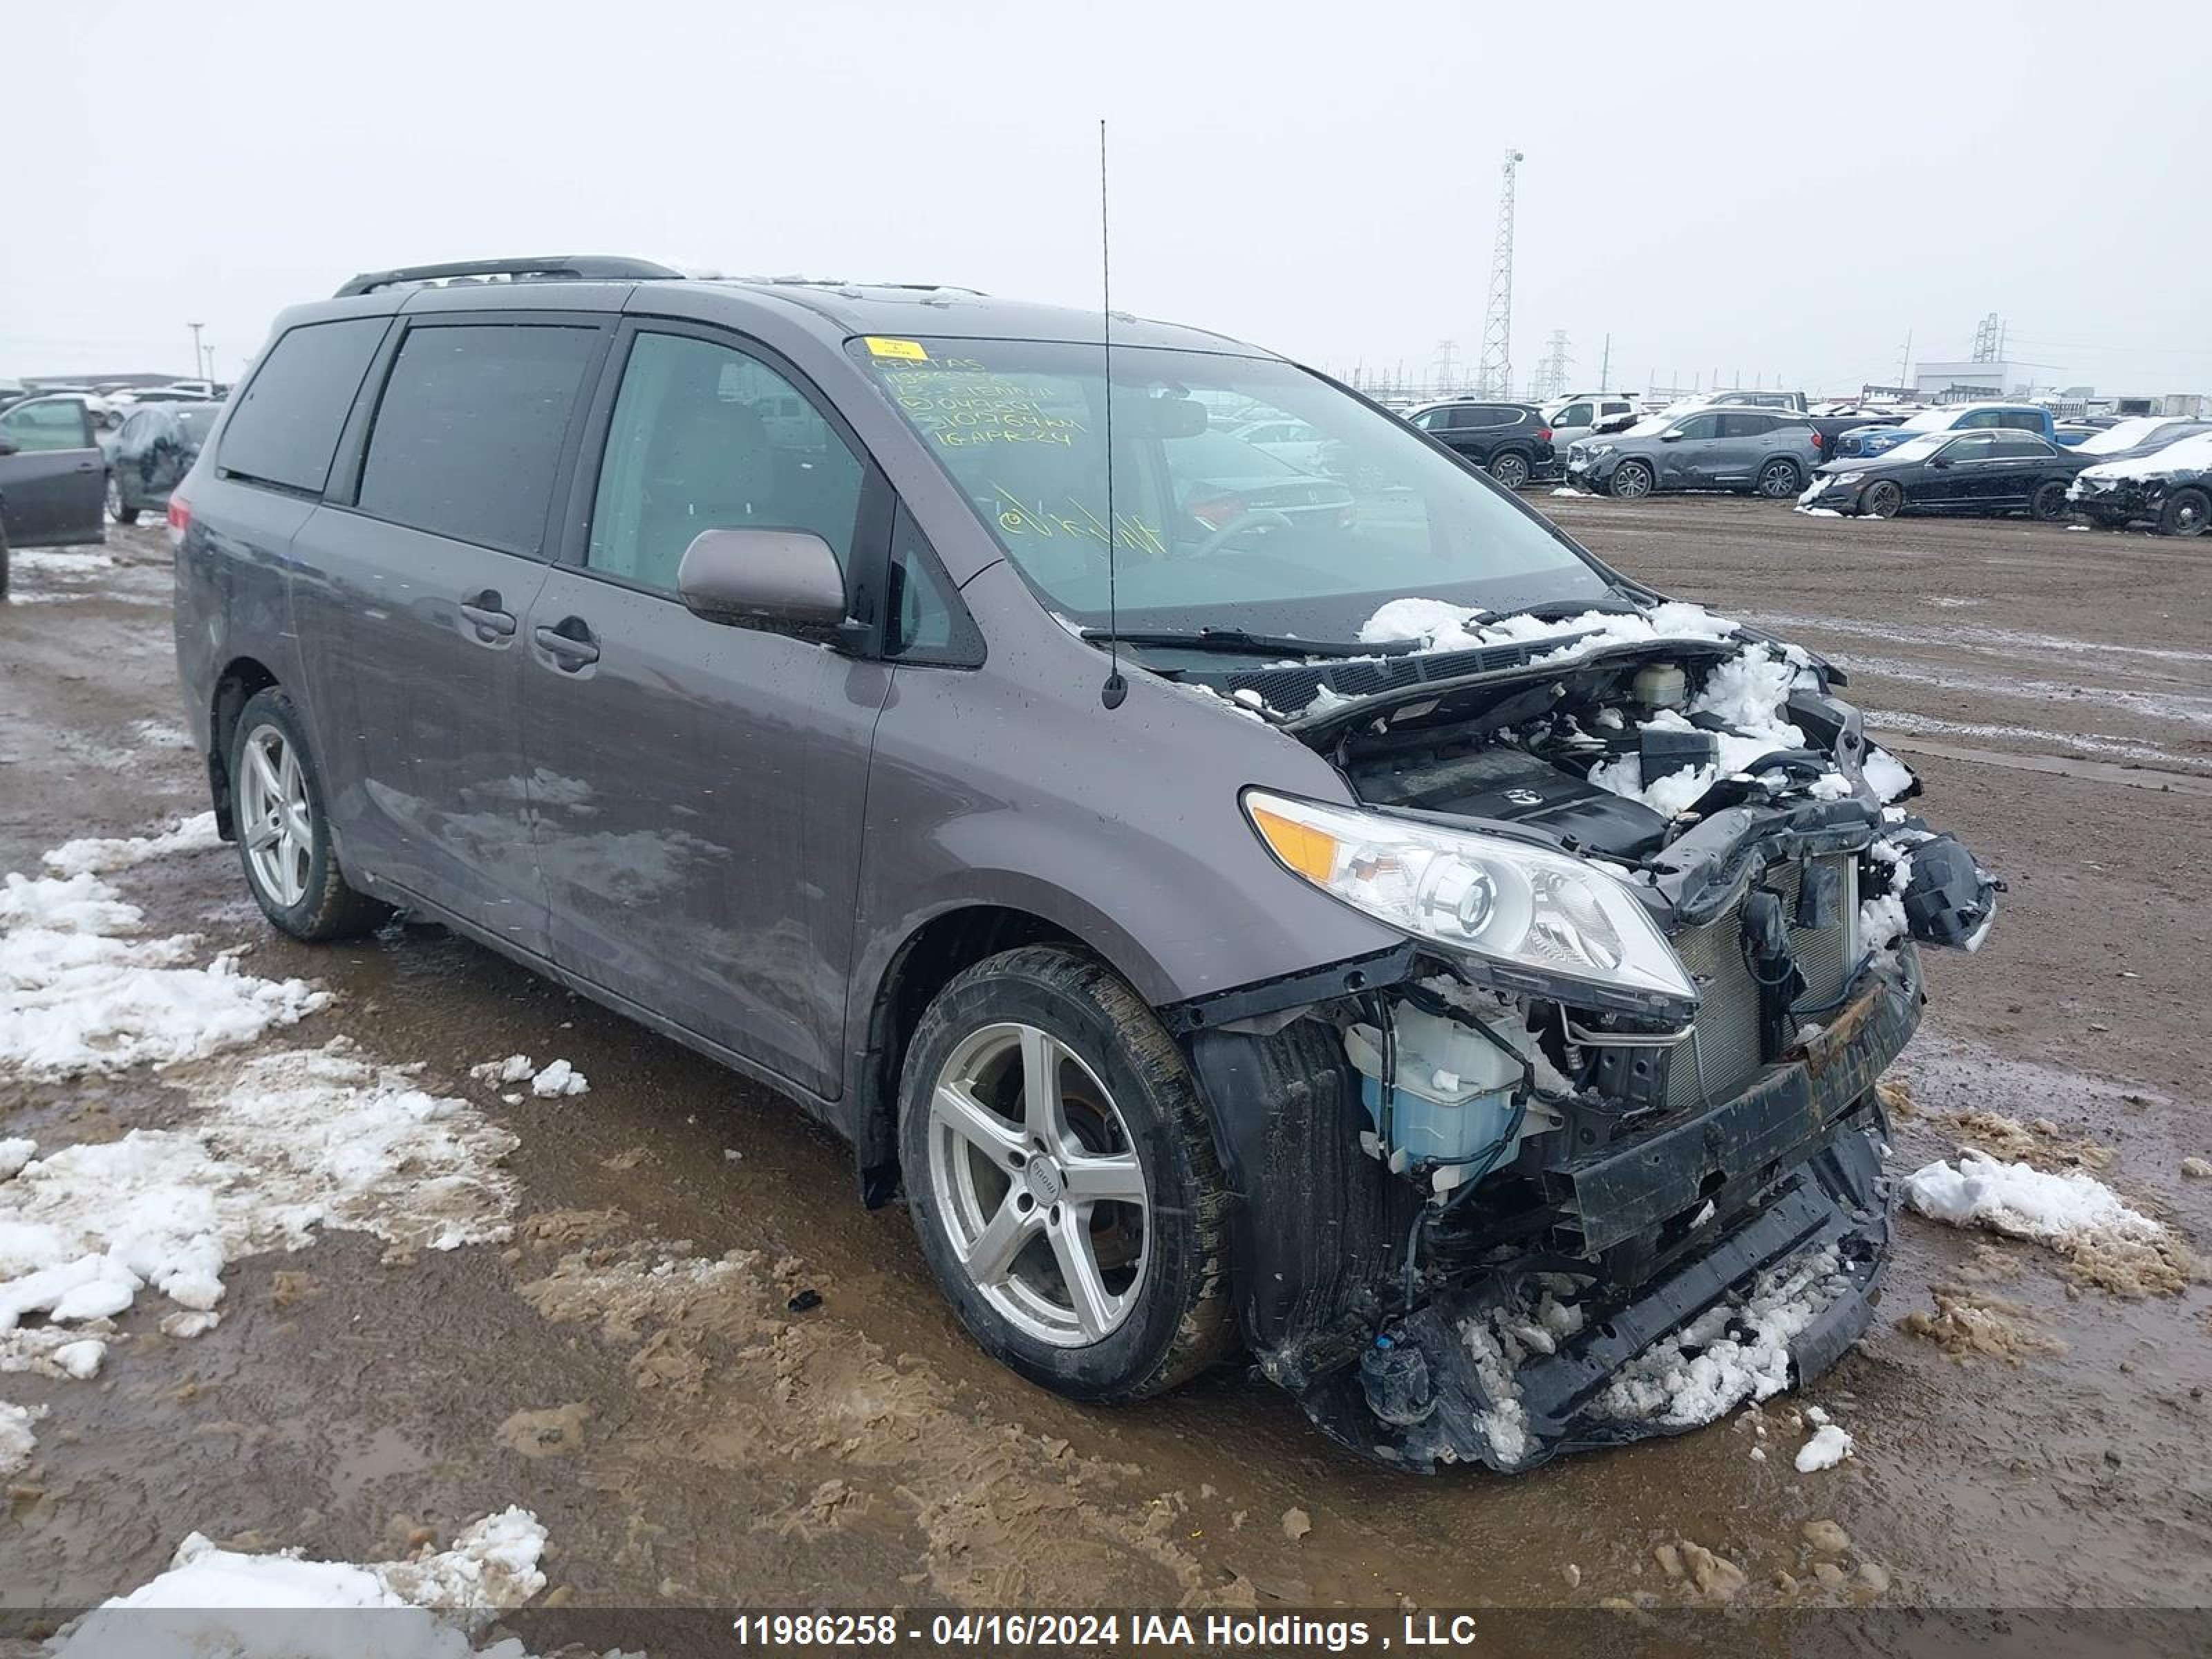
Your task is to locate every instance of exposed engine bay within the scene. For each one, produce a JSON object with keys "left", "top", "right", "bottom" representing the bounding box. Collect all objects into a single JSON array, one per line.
[{"left": 1170, "top": 616, "right": 2002, "bottom": 1471}]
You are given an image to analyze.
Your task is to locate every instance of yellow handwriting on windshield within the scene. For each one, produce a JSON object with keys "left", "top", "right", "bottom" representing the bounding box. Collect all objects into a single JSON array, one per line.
[
  {"left": 991, "top": 485, "right": 1165, "bottom": 559},
  {"left": 882, "top": 364, "right": 1089, "bottom": 450}
]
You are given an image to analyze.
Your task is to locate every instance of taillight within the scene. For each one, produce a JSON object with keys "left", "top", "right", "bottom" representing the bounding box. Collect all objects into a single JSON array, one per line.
[
  {"left": 1811, "top": 431, "right": 1825, "bottom": 448},
  {"left": 1188, "top": 492, "right": 1245, "bottom": 530},
  {"left": 1537, "top": 427, "right": 1552, "bottom": 442},
  {"left": 167, "top": 494, "right": 192, "bottom": 547}
]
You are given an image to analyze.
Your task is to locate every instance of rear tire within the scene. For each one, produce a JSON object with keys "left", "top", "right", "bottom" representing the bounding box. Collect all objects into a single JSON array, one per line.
[
  {"left": 1609, "top": 459, "right": 1655, "bottom": 500},
  {"left": 0, "top": 522, "right": 10, "bottom": 601},
  {"left": 1487, "top": 450, "right": 1531, "bottom": 489},
  {"left": 106, "top": 474, "right": 138, "bottom": 527},
  {"left": 2157, "top": 487, "right": 2209, "bottom": 538},
  {"left": 1862, "top": 480, "right": 1904, "bottom": 519},
  {"left": 2029, "top": 480, "right": 2069, "bottom": 522},
  {"left": 898, "top": 944, "right": 1235, "bottom": 1403},
  {"left": 1755, "top": 458, "right": 1802, "bottom": 498},
  {"left": 227, "top": 687, "right": 390, "bottom": 941}
]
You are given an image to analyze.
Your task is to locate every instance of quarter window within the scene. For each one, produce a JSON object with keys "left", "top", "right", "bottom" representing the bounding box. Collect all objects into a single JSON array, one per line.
[
  {"left": 219, "top": 318, "right": 387, "bottom": 494},
  {"left": 586, "top": 331, "right": 863, "bottom": 595},
  {"left": 357, "top": 324, "right": 597, "bottom": 552}
]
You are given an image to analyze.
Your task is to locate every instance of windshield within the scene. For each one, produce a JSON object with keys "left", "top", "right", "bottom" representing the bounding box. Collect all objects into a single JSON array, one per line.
[
  {"left": 856, "top": 337, "right": 1609, "bottom": 639},
  {"left": 1619, "top": 415, "right": 1675, "bottom": 438}
]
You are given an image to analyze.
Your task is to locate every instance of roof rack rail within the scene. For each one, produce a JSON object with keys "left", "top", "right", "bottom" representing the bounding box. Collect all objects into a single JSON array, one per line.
[{"left": 333, "top": 256, "right": 687, "bottom": 299}]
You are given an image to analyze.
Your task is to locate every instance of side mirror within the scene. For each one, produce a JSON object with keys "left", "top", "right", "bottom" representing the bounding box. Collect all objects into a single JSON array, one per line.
[
  {"left": 1658, "top": 430, "right": 1683, "bottom": 442},
  {"left": 1929, "top": 458, "right": 1952, "bottom": 470},
  {"left": 677, "top": 527, "right": 849, "bottom": 631}
]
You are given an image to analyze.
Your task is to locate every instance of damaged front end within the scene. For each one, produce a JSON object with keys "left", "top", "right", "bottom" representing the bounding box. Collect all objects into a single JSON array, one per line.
[{"left": 1171, "top": 624, "right": 2001, "bottom": 1471}]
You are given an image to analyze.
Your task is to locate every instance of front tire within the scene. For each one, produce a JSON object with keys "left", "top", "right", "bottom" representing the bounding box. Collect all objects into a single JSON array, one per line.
[
  {"left": 1609, "top": 458, "right": 1655, "bottom": 499},
  {"left": 1755, "top": 458, "right": 1803, "bottom": 498},
  {"left": 899, "top": 945, "right": 1235, "bottom": 1403},
  {"left": 2030, "top": 480, "right": 2070, "bottom": 522},
  {"left": 1862, "top": 480, "right": 1904, "bottom": 519},
  {"left": 106, "top": 474, "right": 138, "bottom": 527},
  {"left": 1487, "top": 450, "right": 1531, "bottom": 489},
  {"left": 2158, "top": 487, "right": 2209, "bottom": 538},
  {"left": 227, "top": 687, "right": 389, "bottom": 941}
]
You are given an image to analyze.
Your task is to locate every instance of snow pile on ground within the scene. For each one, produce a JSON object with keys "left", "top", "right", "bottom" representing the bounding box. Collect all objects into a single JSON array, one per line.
[
  {"left": 41, "top": 812, "right": 223, "bottom": 879},
  {"left": 0, "top": 1041, "right": 519, "bottom": 1375},
  {"left": 1, "top": 866, "right": 329, "bottom": 1078},
  {"left": 50, "top": 1508, "right": 566, "bottom": 1658},
  {"left": 0, "top": 1398, "right": 43, "bottom": 1477},
  {"left": 1903, "top": 1152, "right": 2197, "bottom": 1295},
  {"left": 1595, "top": 1246, "right": 1845, "bottom": 1428},
  {"left": 469, "top": 1054, "right": 590, "bottom": 1098},
  {"left": 1794, "top": 1407, "right": 1855, "bottom": 1472},
  {"left": 1586, "top": 646, "right": 1827, "bottom": 817}
]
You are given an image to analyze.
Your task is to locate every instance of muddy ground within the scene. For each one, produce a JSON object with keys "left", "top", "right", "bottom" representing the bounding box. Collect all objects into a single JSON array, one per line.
[{"left": 1, "top": 502, "right": 2207, "bottom": 1638}]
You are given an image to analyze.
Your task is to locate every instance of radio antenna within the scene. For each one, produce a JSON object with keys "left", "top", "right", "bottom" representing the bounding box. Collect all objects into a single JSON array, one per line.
[{"left": 1098, "top": 117, "right": 1127, "bottom": 711}]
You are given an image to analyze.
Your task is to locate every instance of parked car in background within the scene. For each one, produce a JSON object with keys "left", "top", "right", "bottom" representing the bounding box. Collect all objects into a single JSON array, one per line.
[
  {"left": 1699, "top": 389, "right": 1808, "bottom": 413},
  {"left": 107, "top": 402, "right": 220, "bottom": 524},
  {"left": 2066, "top": 431, "right": 2212, "bottom": 536},
  {"left": 1403, "top": 399, "right": 1556, "bottom": 487},
  {"left": 1543, "top": 392, "right": 1638, "bottom": 450},
  {"left": 1229, "top": 416, "right": 1332, "bottom": 473},
  {"left": 1831, "top": 402, "right": 2056, "bottom": 460},
  {"left": 2067, "top": 415, "right": 2212, "bottom": 465},
  {"left": 1799, "top": 429, "right": 2086, "bottom": 521},
  {"left": 1163, "top": 427, "right": 1356, "bottom": 532},
  {"left": 0, "top": 395, "right": 108, "bottom": 592},
  {"left": 1566, "top": 406, "right": 1821, "bottom": 499}
]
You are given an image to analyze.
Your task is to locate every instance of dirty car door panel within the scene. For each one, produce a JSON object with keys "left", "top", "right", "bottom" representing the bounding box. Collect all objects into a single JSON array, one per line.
[
  {"left": 525, "top": 324, "right": 887, "bottom": 1098},
  {"left": 290, "top": 317, "right": 603, "bottom": 950},
  {"left": 0, "top": 398, "right": 106, "bottom": 546}
]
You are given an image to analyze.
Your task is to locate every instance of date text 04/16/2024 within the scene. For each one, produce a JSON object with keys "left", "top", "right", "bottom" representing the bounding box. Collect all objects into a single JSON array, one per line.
[{"left": 729, "top": 1613, "right": 1486, "bottom": 1650}]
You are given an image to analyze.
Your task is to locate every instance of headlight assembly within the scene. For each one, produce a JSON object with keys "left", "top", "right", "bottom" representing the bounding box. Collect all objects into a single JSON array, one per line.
[
  {"left": 1833, "top": 471, "right": 1864, "bottom": 485},
  {"left": 1244, "top": 790, "right": 1696, "bottom": 1011}
]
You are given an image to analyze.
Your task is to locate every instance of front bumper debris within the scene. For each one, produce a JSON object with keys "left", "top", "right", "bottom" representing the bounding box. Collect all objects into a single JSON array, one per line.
[{"left": 1190, "top": 952, "right": 1921, "bottom": 1475}]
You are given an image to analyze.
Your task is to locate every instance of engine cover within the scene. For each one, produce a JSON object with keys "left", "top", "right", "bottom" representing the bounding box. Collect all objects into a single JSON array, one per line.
[{"left": 1362, "top": 747, "right": 1669, "bottom": 861}]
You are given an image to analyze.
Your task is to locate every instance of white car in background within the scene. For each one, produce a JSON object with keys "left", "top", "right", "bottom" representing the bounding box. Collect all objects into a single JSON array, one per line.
[
  {"left": 1230, "top": 417, "right": 1332, "bottom": 473},
  {"left": 1543, "top": 392, "right": 1638, "bottom": 450}
]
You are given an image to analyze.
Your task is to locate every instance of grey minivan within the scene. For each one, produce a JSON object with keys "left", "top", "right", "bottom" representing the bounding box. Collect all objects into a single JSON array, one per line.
[{"left": 171, "top": 256, "right": 1997, "bottom": 1471}]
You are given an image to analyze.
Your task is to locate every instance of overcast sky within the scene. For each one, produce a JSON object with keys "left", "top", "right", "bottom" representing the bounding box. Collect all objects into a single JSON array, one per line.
[{"left": 10, "top": 1, "right": 2207, "bottom": 398}]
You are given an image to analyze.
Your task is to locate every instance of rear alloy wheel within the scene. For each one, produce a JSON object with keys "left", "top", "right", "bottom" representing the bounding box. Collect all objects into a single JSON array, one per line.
[
  {"left": 1488, "top": 451, "right": 1530, "bottom": 489},
  {"left": 2158, "top": 487, "right": 2210, "bottom": 538},
  {"left": 1862, "top": 480, "right": 1904, "bottom": 519},
  {"left": 1756, "top": 458, "right": 1802, "bottom": 498},
  {"left": 899, "top": 945, "right": 1233, "bottom": 1401},
  {"left": 228, "top": 687, "right": 389, "bottom": 941},
  {"left": 105, "top": 473, "right": 138, "bottom": 527},
  {"left": 1609, "top": 458, "right": 1655, "bottom": 499},
  {"left": 2030, "top": 480, "right": 2070, "bottom": 522}
]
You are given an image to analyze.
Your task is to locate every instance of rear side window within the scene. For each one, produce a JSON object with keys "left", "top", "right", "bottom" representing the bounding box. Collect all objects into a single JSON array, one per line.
[
  {"left": 1554, "top": 403, "right": 1591, "bottom": 427},
  {"left": 1717, "top": 412, "right": 1771, "bottom": 438},
  {"left": 357, "top": 324, "right": 597, "bottom": 554},
  {"left": 218, "top": 318, "right": 386, "bottom": 493}
]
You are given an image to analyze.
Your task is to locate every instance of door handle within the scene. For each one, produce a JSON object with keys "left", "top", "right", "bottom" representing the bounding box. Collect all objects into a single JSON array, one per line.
[
  {"left": 459, "top": 592, "right": 517, "bottom": 640},
  {"left": 534, "top": 619, "right": 601, "bottom": 669},
  {"left": 74, "top": 461, "right": 98, "bottom": 473}
]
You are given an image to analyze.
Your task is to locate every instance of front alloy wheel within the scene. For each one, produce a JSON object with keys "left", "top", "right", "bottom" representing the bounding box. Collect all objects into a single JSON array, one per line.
[
  {"left": 1610, "top": 459, "right": 1655, "bottom": 499},
  {"left": 899, "top": 945, "right": 1234, "bottom": 1401},
  {"left": 928, "top": 1022, "right": 1149, "bottom": 1346},
  {"left": 1862, "top": 480, "right": 1904, "bottom": 518}
]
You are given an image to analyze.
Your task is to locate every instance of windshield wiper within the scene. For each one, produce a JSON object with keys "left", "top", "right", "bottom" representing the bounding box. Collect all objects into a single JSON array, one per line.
[{"left": 1078, "top": 627, "right": 1414, "bottom": 659}]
